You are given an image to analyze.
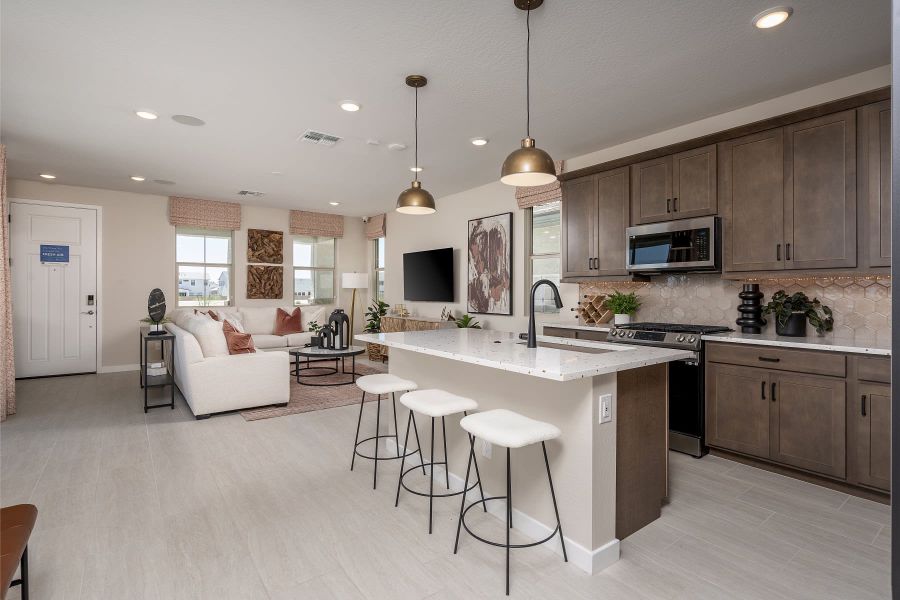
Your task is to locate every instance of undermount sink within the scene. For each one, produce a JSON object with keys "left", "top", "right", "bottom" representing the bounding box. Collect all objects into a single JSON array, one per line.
[{"left": 516, "top": 341, "right": 615, "bottom": 354}]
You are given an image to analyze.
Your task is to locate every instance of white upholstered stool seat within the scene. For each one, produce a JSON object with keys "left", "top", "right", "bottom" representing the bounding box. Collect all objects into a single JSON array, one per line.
[
  {"left": 356, "top": 374, "right": 418, "bottom": 395},
  {"left": 460, "top": 409, "right": 561, "bottom": 449},
  {"left": 400, "top": 389, "right": 478, "bottom": 418}
]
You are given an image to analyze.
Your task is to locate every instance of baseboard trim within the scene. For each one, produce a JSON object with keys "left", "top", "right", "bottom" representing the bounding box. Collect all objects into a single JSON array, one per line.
[
  {"left": 386, "top": 439, "right": 619, "bottom": 575},
  {"left": 99, "top": 364, "right": 140, "bottom": 373}
]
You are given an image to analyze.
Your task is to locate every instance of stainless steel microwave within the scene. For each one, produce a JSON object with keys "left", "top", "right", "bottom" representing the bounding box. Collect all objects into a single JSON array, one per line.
[{"left": 625, "top": 217, "right": 720, "bottom": 273}]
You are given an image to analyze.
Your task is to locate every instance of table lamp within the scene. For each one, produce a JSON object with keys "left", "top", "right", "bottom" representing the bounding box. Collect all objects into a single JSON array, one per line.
[{"left": 342, "top": 272, "right": 369, "bottom": 336}]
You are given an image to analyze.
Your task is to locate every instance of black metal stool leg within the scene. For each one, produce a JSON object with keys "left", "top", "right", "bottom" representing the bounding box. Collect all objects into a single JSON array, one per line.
[
  {"left": 441, "top": 416, "right": 450, "bottom": 489},
  {"left": 395, "top": 410, "right": 414, "bottom": 507},
  {"left": 429, "top": 416, "right": 435, "bottom": 534},
  {"left": 506, "top": 447, "right": 511, "bottom": 596},
  {"left": 542, "top": 442, "right": 568, "bottom": 562},
  {"left": 453, "top": 435, "right": 476, "bottom": 554},
  {"left": 463, "top": 411, "right": 488, "bottom": 513},
  {"left": 411, "top": 411, "right": 426, "bottom": 475},
  {"left": 350, "top": 391, "right": 366, "bottom": 470},
  {"left": 373, "top": 394, "right": 381, "bottom": 489},
  {"left": 20, "top": 546, "right": 29, "bottom": 600},
  {"left": 391, "top": 392, "right": 401, "bottom": 456}
]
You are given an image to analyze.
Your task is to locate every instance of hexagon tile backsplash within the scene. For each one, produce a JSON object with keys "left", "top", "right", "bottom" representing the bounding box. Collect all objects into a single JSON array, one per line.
[{"left": 578, "top": 275, "right": 891, "bottom": 346}]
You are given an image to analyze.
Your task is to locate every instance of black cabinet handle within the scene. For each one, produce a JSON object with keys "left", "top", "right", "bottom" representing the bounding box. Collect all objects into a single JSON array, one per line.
[
  {"left": 776, "top": 244, "right": 781, "bottom": 261},
  {"left": 861, "top": 394, "right": 867, "bottom": 417},
  {"left": 771, "top": 382, "right": 776, "bottom": 402},
  {"left": 673, "top": 197, "right": 678, "bottom": 212},
  {"left": 786, "top": 243, "right": 791, "bottom": 261},
  {"left": 666, "top": 198, "right": 671, "bottom": 213},
  {"left": 761, "top": 381, "right": 766, "bottom": 400},
  {"left": 593, "top": 258, "right": 599, "bottom": 270},
  {"left": 758, "top": 356, "right": 781, "bottom": 363}
]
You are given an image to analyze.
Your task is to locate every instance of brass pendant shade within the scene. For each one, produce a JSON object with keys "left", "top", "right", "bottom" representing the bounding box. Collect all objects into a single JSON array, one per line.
[
  {"left": 396, "top": 75, "right": 436, "bottom": 214},
  {"left": 501, "top": 0, "right": 557, "bottom": 187}
]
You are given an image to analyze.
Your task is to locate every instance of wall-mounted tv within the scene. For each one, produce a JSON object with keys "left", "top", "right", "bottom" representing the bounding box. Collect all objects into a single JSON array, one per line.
[{"left": 403, "top": 247, "right": 454, "bottom": 302}]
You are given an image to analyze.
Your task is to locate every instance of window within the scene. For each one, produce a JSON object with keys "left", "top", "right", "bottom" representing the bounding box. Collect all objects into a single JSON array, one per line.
[
  {"left": 176, "top": 229, "right": 233, "bottom": 306},
  {"left": 526, "top": 201, "right": 561, "bottom": 314},
  {"left": 293, "top": 236, "right": 335, "bottom": 305},
  {"left": 373, "top": 237, "right": 385, "bottom": 302}
]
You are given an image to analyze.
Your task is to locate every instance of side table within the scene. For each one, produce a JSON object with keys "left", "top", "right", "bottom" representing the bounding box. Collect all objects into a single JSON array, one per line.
[{"left": 139, "top": 328, "right": 176, "bottom": 412}]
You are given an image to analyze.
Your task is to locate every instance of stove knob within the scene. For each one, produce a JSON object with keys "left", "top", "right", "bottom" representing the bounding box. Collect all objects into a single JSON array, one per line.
[
  {"left": 676, "top": 335, "right": 685, "bottom": 342},
  {"left": 627, "top": 331, "right": 635, "bottom": 338},
  {"left": 688, "top": 336, "right": 696, "bottom": 343}
]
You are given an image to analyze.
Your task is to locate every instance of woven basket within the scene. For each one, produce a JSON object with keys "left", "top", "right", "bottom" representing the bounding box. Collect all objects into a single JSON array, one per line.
[{"left": 367, "top": 342, "right": 387, "bottom": 363}]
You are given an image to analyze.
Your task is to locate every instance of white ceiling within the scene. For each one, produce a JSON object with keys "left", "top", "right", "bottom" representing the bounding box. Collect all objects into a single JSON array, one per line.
[{"left": 1, "top": 0, "right": 890, "bottom": 216}]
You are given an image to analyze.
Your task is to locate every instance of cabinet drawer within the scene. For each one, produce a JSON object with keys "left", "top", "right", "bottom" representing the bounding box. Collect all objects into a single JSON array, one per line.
[
  {"left": 706, "top": 342, "right": 846, "bottom": 377},
  {"left": 857, "top": 356, "right": 890, "bottom": 383},
  {"left": 543, "top": 327, "right": 577, "bottom": 339}
]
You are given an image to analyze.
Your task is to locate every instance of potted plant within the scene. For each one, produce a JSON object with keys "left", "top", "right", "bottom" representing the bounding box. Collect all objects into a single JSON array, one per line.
[
  {"left": 604, "top": 291, "right": 641, "bottom": 325},
  {"left": 364, "top": 300, "right": 390, "bottom": 361},
  {"left": 762, "top": 290, "right": 834, "bottom": 337},
  {"left": 456, "top": 314, "right": 482, "bottom": 329}
]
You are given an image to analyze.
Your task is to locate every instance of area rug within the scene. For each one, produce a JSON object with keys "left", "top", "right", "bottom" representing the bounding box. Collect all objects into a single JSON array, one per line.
[{"left": 241, "top": 361, "right": 387, "bottom": 421}]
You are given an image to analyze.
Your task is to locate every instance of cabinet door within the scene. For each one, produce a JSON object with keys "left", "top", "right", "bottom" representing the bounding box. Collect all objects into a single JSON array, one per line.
[
  {"left": 784, "top": 111, "right": 857, "bottom": 269},
  {"left": 719, "top": 129, "right": 785, "bottom": 272},
  {"left": 860, "top": 101, "right": 891, "bottom": 268},
  {"left": 561, "top": 176, "right": 597, "bottom": 278},
  {"left": 671, "top": 144, "right": 717, "bottom": 218},
  {"left": 595, "top": 166, "right": 630, "bottom": 275},
  {"left": 631, "top": 156, "right": 673, "bottom": 224},
  {"left": 705, "top": 363, "right": 770, "bottom": 458},
  {"left": 855, "top": 382, "right": 890, "bottom": 491},
  {"left": 769, "top": 372, "right": 846, "bottom": 478}
]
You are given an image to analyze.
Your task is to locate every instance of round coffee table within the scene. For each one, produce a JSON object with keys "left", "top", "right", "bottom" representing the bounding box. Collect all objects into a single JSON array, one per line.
[{"left": 289, "top": 345, "right": 365, "bottom": 386}]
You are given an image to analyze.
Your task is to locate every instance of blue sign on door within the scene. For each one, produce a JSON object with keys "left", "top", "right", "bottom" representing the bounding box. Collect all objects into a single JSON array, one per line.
[{"left": 40, "top": 244, "right": 69, "bottom": 263}]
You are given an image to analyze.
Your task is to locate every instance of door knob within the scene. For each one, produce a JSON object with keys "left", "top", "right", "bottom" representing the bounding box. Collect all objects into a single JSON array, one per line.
[{"left": 81, "top": 310, "right": 95, "bottom": 315}]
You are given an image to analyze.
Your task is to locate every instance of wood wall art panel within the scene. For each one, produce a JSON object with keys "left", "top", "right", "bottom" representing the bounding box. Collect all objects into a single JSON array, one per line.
[
  {"left": 247, "top": 229, "right": 284, "bottom": 264},
  {"left": 247, "top": 265, "right": 283, "bottom": 299}
]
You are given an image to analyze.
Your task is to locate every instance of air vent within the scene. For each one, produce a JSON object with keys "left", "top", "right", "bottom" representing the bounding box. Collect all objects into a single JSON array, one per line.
[
  {"left": 237, "top": 190, "right": 265, "bottom": 197},
  {"left": 299, "top": 130, "right": 342, "bottom": 146}
]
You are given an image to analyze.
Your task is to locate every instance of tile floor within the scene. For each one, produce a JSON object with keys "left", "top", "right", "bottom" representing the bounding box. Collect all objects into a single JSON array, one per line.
[{"left": 0, "top": 370, "right": 891, "bottom": 599}]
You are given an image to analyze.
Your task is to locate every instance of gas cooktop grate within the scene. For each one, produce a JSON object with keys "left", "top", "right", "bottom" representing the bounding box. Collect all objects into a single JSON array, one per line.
[{"left": 615, "top": 322, "right": 733, "bottom": 334}]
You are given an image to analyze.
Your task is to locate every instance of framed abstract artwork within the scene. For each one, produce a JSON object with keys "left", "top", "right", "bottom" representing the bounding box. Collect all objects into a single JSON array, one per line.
[{"left": 467, "top": 211, "right": 512, "bottom": 315}]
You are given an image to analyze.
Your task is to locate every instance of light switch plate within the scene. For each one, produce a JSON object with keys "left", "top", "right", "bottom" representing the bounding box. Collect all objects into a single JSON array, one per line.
[{"left": 599, "top": 394, "right": 612, "bottom": 423}]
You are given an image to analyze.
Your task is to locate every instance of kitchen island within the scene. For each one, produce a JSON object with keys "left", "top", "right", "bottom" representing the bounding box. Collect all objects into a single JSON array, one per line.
[{"left": 355, "top": 328, "right": 691, "bottom": 574}]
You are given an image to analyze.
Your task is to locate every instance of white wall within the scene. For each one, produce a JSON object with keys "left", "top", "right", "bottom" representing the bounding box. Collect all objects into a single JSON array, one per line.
[
  {"left": 383, "top": 66, "right": 891, "bottom": 332},
  {"left": 7, "top": 179, "right": 369, "bottom": 369}
]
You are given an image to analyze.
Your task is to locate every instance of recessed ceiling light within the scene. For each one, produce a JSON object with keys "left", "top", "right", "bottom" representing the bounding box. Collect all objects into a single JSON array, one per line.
[
  {"left": 471, "top": 137, "right": 489, "bottom": 146},
  {"left": 410, "top": 166, "right": 423, "bottom": 172},
  {"left": 172, "top": 114, "right": 205, "bottom": 126},
  {"left": 270, "top": 171, "right": 283, "bottom": 175},
  {"left": 135, "top": 110, "right": 158, "bottom": 120},
  {"left": 753, "top": 6, "right": 792, "bottom": 29},
  {"left": 39, "top": 173, "right": 56, "bottom": 179},
  {"left": 329, "top": 202, "right": 340, "bottom": 206},
  {"left": 388, "top": 143, "right": 407, "bottom": 151},
  {"left": 340, "top": 102, "right": 361, "bottom": 112},
  {"left": 130, "top": 176, "right": 146, "bottom": 182}
]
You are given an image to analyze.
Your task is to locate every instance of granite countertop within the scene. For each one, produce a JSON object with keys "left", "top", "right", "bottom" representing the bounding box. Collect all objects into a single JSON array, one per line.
[
  {"left": 355, "top": 329, "right": 693, "bottom": 382},
  {"left": 702, "top": 330, "right": 891, "bottom": 356}
]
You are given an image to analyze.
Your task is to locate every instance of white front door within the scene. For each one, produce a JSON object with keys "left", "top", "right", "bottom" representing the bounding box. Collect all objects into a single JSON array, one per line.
[{"left": 11, "top": 201, "right": 98, "bottom": 377}]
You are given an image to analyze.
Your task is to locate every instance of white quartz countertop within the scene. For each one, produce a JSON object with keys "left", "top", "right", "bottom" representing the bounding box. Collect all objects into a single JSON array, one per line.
[
  {"left": 355, "top": 328, "right": 693, "bottom": 382},
  {"left": 702, "top": 330, "right": 891, "bottom": 356}
]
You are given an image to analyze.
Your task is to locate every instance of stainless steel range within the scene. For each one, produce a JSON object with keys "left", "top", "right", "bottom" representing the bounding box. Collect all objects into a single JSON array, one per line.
[{"left": 607, "top": 322, "right": 732, "bottom": 457}]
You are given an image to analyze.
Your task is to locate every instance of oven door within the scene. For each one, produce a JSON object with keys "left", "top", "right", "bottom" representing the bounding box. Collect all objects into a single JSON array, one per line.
[
  {"left": 626, "top": 216, "right": 718, "bottom": 272},
  {"left": 668, "top": 353, "right": 708, "bottom": 458}
]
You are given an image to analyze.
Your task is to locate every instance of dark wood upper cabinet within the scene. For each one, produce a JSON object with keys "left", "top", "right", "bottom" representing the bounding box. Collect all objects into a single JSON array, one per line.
[
  {"left": 705, "top": 363, "right": 770, "bottom": 459},
  {"left": 769, "top": 372, "right": 847, "bottom": 479},
  {"left": 671, "top": 144, "right": 717, "bottom": 219},
  {"left": 561, "top": 176, "right": 596, "bottom": 278},
  {"left": 784, "top": 110, "right": 857, "bottom": 270},
  {"left": 854, "top": 381, "right": 891, "bottom": 491},
  {"left": 860, "top": 100, "right": 891, "bottom": 268},
  {"left": 720, "top": 128, "right": 786, "bottom": 272},
  {"left": 631, "top": 156, "right": 672, "bottom": 224},
  {"left": 561, "top": 168, "right": 629, "bottom": 279}
]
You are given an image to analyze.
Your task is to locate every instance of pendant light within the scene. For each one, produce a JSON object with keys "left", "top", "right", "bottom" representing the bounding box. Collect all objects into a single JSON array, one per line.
[
  {"left": 396, "top": 75, "right": 436, "bottom": 214},
  {"left": 500, "top": 0, "right": 557, "bottom": 187}
]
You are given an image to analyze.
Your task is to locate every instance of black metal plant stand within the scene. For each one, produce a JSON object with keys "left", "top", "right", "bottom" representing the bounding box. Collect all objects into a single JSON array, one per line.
[{"left": 139, "top": 329, "right": 175, "bottom": 413}]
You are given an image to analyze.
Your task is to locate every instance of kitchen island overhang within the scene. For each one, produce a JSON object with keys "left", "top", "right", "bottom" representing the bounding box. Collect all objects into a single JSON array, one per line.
[{"left": 356, "top": 328, "right": 692, "bottom": 575}]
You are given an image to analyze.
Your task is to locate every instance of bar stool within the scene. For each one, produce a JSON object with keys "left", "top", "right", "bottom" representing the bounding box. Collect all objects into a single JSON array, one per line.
[
  {"left": 453, "top": 409, "right": 567, "bottom": 596},
  {"left": 395, "top": 389, "right": 487, "bottom": 534},
  {"left": 351, "top": 374, "right": 421, "bottom": 489}
]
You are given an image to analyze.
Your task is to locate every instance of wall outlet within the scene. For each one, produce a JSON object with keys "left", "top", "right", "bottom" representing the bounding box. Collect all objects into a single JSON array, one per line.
[
  {"left": 481, "top": 439, "right": 492, "bottom": 459},
  {"left": 599, "top": 394, "right": 612, "bottom": 424}
]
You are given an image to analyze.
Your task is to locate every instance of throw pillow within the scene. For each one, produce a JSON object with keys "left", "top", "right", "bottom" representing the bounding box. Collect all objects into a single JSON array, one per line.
[
  {"left": 223, "top": 320, "right": 256, "bottom": 354},
  {"left": 181, "top": 314, "right": 229, "bottom": 358},
  {"left": 274, "top": 307, "right": 303, "bottom": 336}
]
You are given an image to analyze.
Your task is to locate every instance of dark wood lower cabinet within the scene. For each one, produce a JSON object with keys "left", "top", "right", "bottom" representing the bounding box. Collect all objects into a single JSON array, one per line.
[
  {"left": 769, "top": 373, "right": 846, "bottom": 478},
  {"left": 854, "top": 381, "right": 891, "bottom": 491},
  {"left": 705, "top": 363, "right": 770, "bottom": 459}
]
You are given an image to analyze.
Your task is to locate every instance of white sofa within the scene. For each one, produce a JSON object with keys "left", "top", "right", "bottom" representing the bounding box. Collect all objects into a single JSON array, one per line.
[{"left": 166, "top": 305, "right": 331, "bottom": 418}]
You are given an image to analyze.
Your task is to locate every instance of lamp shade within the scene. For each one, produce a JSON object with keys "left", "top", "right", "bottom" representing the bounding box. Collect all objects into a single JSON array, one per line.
[
  {"left": 396, "top": 180, "right": 436, "bottom": 214},
  {"left": 500, "top": 137, "right": 557, "bottom": 187},
  {"left": 342, "top": 272, "right": 369, "bottom": 289}
]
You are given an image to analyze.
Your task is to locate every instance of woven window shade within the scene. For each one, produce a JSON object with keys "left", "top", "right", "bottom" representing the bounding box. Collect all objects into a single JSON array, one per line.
[
  {"left": 514, "top": 160, "right": 565, "bottom": 209},
  {"left": 290, "top": 210, "right": 344, "bottom": 238},
  {"left": 365, "top": 214, "right": 386, "bottom": 240},
  {"left": 168, "top": 196, "right": 241, "bottom": 230}
]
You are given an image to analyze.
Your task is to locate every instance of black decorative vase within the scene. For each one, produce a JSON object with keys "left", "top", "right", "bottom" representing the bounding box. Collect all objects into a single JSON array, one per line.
[
  {"left": 736, "top": 284, "right": 766, "bottom": 334},
  {"left": 328, "top": 309, "right": 351, "bottom": 350},
  {"left": 776, "top": 313, "right": 807, "bottom": 337}
]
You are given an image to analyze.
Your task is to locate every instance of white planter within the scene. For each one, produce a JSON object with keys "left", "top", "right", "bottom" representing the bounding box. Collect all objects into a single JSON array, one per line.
[{"left": 614, "top": 314, "right": 632, "bottom": 325}]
